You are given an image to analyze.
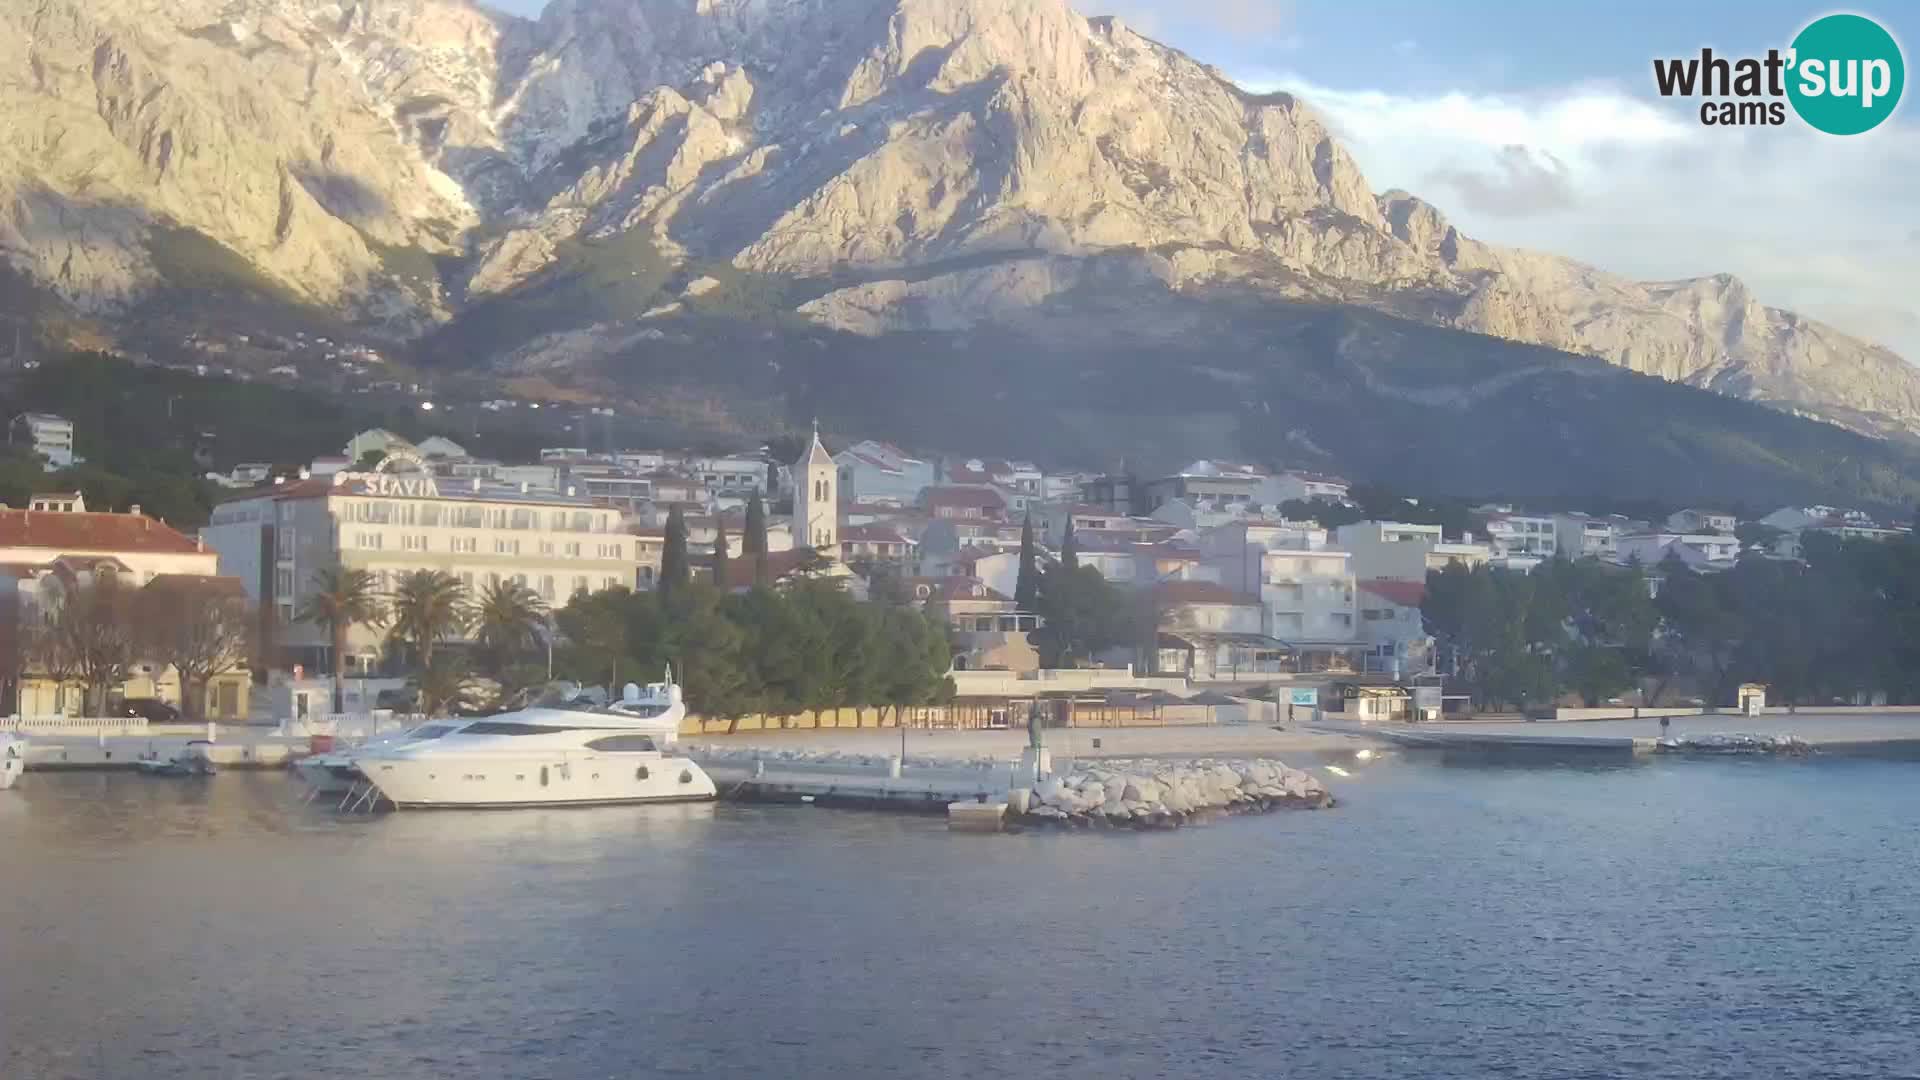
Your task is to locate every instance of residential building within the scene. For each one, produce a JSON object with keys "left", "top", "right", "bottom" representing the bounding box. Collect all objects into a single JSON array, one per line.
[
  {"left": 1141, "top": 460, "right": 1265, "bottom": 513},
  {"left": 686, "top": 454, "right": 770, "bottom": 500},
  {"left": 11, "top": 413, "right": 76, "bottom": 470},
  {"left": 927, "top": 577, "right": 1039, "bottom": 672},
  {"left": 1265, "top": 470, "right": 1350, "bottom": 505},
  {"left": 1335, "top": 521, "right": 1490, "bottom": 581},
  {"left": 1200, "top": 519, "right": 1329, "bottom": 591},
  {"left": 1613, "top": 531, "right": 1740, "bottom": 569},
  {"left": 839, "top": 524, "right": 917, "bottom": 565},
  {"left": 0, "top": 504, "right": 236, "bottom": 717},
  {"left": 1255, "top": 548, "right": 1357, "bottom": 648},
  {"left": 1481, "top": 511, "right": 1558, "bottom": 558},
  {"left": 1666, "top": 508, "right": 1737, "bottom": 535},
  {"left": 1152, "top": 581, "right": 1287, "bottom": 680},
  {"left": 795, "top": 425, "right": 839, "bottom": 553},
  {"left": 202, "top": 456, "right": 633, "bottom": 675},
  {"left": 343, "top": 428, "right": 415, "bottom": 463},
  {"left": 922, "top": 485, "right": 1008, "bottom": 523},
  {"left": 1078, "top": 473, "right": 1142, "bottom": 515},
  {"left": 834, "top": 440, "right": 935, "bottom": 504},
  {"left": 1357, "top": 579, "right": 1434, "bottom": 676},
  {"left": 1552, "top": 512, "right": 1638, "bottom": 561}
]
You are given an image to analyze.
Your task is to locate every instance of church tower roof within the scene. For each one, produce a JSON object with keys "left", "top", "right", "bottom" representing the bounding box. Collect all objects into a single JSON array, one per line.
[{"left": 800, "top": 419, "right": 833, "bottom": 469}]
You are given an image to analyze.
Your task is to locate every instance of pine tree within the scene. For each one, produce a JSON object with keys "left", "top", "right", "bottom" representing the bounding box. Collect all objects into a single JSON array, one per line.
[
  {"left": 661, "top": 505, "right": 691, "bottom": 600},
  {"left": 1060, "top": 516, "right": 1079, "bottom": 571},
  {"left": 744, "top": 489, "right": 770, "bottom": 586},
  {"left": 1015, "top": 510, "right": 1039, "bottom": 610},
  {"left": 712, "top": 519, "right": 731, "bottom": 590}
]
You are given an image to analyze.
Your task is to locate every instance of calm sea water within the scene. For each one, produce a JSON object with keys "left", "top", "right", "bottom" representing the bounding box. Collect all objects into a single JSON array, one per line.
[{"left": 4, "top": 754, "right": 1919, "bottom": 1080}]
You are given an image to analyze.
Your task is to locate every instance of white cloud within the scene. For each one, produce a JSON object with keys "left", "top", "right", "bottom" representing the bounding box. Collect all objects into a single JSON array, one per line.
[{"left": 1230, "top": 70, "right": 1920, "bottom": 361}]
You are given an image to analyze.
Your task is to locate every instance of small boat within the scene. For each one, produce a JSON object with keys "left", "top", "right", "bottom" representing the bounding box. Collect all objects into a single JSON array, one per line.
[
  {"left": 134, "top": 741, "right": 218, "bottom": 777},
  {"left": 293, "top": 726, "right": 427, "bottom": 797},
  {"left": 349, "top": 672, "right": 717, "bottom": 809},
  {"left": 0, "top": 733, "right": 25, "bottom": 790}
]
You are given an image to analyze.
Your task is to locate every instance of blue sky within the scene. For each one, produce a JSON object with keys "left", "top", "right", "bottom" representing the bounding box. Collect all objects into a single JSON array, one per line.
[{"left": 485, "top": 1, "right": 1919, "bottom": 360}]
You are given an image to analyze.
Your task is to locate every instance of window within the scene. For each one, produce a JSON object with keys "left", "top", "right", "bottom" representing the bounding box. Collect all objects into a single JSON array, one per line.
[
  {"left": 573, "top": 575, "right": 590, "bottom": 594},
  {"left": 513, "top": 573, "right": 527, "bottom": 588},
  {"left": 453, "top": 537, "right": 477, "bottom": 554},
  {"left": 494, "top": 538, "right": 520, "bottom": 555},
  {"left": 402, "top": 534, "right": 427, "bottom": 552},
  {"left": 540, "top": 576, "right": 555, "bottom": 602},
  {"left": 275, "top": 568, "right": 294, "bottom": 596},
  {"left": 598, "top": 543, "right": 623, "bottom": 559},
  {"left": 564, "top": 542, "right": 581, "bottom": 558},
  {"left": 539, "top": 541, "right": 555, "bottom": 556}
]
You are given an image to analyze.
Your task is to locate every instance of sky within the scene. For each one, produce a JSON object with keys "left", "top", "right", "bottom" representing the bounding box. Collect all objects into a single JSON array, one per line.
[{"left": 488, "top": 1, "right": 1919, "bottom": 360}]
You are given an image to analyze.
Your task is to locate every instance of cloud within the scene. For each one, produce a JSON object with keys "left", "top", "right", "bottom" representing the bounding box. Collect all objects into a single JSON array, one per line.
[
  {"left": 1225, "top": 70, "right": 1920, "bottom": 361},
  {"left": 1425, "top": 144, "right": 1574, "bottom": 217}
]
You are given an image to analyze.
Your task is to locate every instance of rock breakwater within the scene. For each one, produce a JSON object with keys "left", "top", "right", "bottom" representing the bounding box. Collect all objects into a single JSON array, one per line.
[{"left": 1020, "top": 758, "right": 1332, "bottom": 829}]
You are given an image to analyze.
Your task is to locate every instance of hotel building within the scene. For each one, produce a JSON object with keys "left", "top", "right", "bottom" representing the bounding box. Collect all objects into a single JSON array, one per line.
[{"left": 203, "top": 454, "right": 635, "bottom": 674}]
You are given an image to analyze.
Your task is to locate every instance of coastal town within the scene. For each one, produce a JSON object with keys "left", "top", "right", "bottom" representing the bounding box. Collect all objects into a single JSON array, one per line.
[{"left": 1, "top": 403, "right": 1914, "bottom": 739}]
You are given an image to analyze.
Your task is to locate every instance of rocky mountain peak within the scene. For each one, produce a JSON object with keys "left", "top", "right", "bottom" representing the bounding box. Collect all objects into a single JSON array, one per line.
[{"left": 0, "top": 0, "right": 1915, "bottom": 442}]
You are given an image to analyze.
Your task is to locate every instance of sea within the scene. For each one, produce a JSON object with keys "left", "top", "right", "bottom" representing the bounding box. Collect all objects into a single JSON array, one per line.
[{"left": 3, "top": 752, "right": 1919, "bottom": 1079}]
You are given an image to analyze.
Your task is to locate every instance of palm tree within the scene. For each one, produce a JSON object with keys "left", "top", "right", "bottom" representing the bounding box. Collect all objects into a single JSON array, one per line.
[
  {"left": 295, "top": 567, "right": 384, "bottom": 712},
  {"left": 472, "top": 579, "right": 549, "bottom": 675},
  {"left": 386, "top": 569, "right": 470, "bottom": 671}
]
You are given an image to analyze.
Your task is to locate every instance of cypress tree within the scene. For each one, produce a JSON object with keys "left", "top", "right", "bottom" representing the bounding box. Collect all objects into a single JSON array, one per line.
[
  {"left": 744, "top": 489, "right": 770, "bottom": 586},
  {"left": 712, "top": 519, "right": 731, "bottom": 590},
  {"left": 661, "top": 505, "right": 691, "bottom": 600},
  {"left": 1061, "top": 516, "right": 1079, "bottom": 571},
  {"left": 1015, "top": 511, "right": 1039, "bottom": 610}
]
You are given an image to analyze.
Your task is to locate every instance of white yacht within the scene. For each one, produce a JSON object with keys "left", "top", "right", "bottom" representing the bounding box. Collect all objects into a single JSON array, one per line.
[
  {"left": 347, "top": 675, "right": 717, "bottom": 809},
  {"left": 0, "top": 732, "right": 25, "bottom": 790}
]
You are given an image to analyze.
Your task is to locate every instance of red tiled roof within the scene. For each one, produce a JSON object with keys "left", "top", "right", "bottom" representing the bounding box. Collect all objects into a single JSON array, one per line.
[
  {"left": 1359, "top": 579, "right": 1426, "bottom": 608},
  {"left": 0, "top": 511, "right": 204, "bottom": 555},
  {"left": 1154, "top": 581, "right": 1260, "bottom": 606}
]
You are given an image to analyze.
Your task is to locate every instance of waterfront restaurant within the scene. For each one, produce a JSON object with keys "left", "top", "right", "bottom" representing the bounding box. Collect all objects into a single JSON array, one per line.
[{"left": 202, "top": 453, "right": 636, "bottom": 675}]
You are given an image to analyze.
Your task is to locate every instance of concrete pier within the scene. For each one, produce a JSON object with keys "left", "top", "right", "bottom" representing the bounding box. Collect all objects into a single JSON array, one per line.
[
  {"left": 703, "top": 759, "right": 1010, "bottom": 812},
  {"left": 1312, "top": 712, "right": 1920, "bottom": 756},
  {"left": 20, "top": 729, "right": 306, "bottom": 771}
]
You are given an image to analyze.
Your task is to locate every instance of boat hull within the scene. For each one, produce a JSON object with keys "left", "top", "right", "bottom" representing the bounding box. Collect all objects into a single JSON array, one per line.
[{"left": 358, "top": 752, "right": 718, "bottom": 809}]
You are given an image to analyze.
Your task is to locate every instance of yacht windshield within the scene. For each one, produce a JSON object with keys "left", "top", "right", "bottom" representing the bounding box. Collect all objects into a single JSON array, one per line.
[{"left": 517, "top": 682, "right": 611, "bottom": 713}]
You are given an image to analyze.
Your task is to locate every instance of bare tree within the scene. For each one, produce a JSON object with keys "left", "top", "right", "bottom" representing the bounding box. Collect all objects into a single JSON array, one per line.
[
  {"left": 139, "top": 577, "right": 253, "bottom": 721},
  {"left": 51, "top": 576, "right": 137, "bottom": 716},
  {"left": 20, "top": 603, "right": 80, "bottom": 714}
]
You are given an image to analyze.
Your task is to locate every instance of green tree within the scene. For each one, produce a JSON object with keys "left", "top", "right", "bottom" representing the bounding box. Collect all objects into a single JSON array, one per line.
[
  {"left": 1060, "top": 516, "right": 1079, "bottom": 572},
  {"left": 416, "top": 654, "right": 477, "bottom": 718},
  {"left": 660, "top": 505, "right": 691, "bottom": 601},
  {"left": 1015, "top": 511, "right": 1039, "bottom": 610},
  {"left": 744, "top": 490, "right": 770, "bottom": 586},
  {"left": 295, "top": 567, "right": 383, "bottom": 712},
  {"left": 1031, "top": 564, "right": 1127, "bottom": 667},
  {"left": 386, "top": 569, "right": 470, "bottom": 671},
  {"left": 712, "top": 519, "right": 731, "bottom": 590},
  {"left": 471, "top": 579, "right": 549, "bottom": 676},
  {"left": 554, "top": 586, "right": 633, "bottom": 690}
]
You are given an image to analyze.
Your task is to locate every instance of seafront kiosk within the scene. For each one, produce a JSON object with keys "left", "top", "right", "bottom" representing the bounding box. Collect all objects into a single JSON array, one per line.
[{"left": 1738, "top": 683, "right": 1768, "bottom": 717}]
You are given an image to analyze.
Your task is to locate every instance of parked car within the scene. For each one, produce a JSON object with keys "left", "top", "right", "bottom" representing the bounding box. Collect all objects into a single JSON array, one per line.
[{"left": 115, "top": 698, "right": 182, "bottom": 724}]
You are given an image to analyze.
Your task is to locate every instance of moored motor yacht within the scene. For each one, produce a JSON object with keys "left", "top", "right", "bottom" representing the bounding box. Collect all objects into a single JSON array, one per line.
[{"left": 348, "top": 674, "right": 717, "bottom": 809}]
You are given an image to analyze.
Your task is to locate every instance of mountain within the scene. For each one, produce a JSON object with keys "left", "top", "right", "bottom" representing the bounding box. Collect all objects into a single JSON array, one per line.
[{"left": 5, "top": 0, "right": 1920, "bottom": 493}]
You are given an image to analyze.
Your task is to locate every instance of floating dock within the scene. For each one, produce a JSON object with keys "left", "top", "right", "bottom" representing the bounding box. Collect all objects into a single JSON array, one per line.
[{"left": 702, "top": 760, "right": 1010, "bottom": 812}]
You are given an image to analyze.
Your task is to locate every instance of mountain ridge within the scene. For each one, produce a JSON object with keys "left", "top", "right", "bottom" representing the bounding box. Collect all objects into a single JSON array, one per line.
[{"left": 3, "top": 0, "right": 1919, "bottom": 444}]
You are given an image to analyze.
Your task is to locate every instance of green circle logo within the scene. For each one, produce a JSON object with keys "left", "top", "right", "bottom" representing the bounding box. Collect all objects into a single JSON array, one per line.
[{"left": 1787, "top": 13, "right": 1904, "bottom": 134}]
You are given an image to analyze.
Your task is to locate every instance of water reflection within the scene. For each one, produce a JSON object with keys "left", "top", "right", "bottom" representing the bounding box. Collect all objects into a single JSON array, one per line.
[{"left": 6, "top": 760, "right": 1920, "bottom": 1079}]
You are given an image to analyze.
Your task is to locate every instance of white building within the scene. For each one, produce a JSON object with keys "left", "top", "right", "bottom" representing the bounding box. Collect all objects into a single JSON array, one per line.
[
  {"left": 1357, "top": 579, "right": 1433, "bottom": 676},
  {"left": 1666, "top": 508, "right": 1737, "bottom": 535},
  {"left": 203, "top": 455, "right": 634, "bottom": 675},
  {"left": 1152, "top": 581, "right": 1283, "bottom": 680},
  {"left": 1335, "top": 521, "right": 1492, "bottom": 582},
  {"left": 1264, "top": 470, "right": 1350, "bottom": 505},
  {"left": 11, "top": 413, "right": 75, "bottom": 470},
  {"left": 1613, "top": 531, "right": 1740, "bottom": 569},
  {"left": 1481, "top": 511, "right": 1558, "bottom": 558},
  {"left": 1552, "top": 513, "right": 1639, "bottom": 560}
]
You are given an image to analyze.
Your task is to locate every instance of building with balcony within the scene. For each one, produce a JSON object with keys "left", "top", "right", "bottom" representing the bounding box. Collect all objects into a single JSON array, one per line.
[
  {"left": 202, "top": 455, "right": 634, "bottom": 675},
  {"left": 11, "top": 412, "right": 76, "bottom": 470}
]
